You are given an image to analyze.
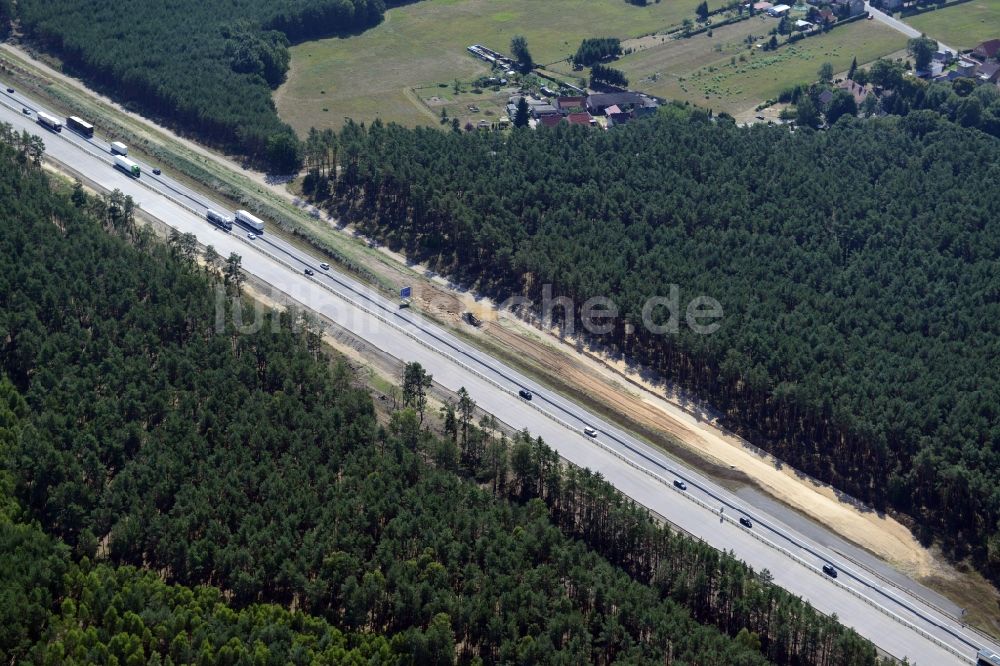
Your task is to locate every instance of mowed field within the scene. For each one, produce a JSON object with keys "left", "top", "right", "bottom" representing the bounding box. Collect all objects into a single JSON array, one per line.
[
  {"left": 616, "top": 19, "right": 907, "bottom": 115},
  {"left": 907, "top": 0, "right": 1000, "bottom": 50},
  {"left": 275, "top": 0, "right": 715, "bottom": 133}
]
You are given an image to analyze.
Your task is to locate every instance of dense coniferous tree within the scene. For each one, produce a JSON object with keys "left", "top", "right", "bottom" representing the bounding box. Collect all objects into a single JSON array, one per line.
[
  {"left": 573, "top": 38, "right": 623, "bottom": 66},
  {"left": 590, "top": 63, "right": 629, "bottom": 87},
  {"left": 511, "top": 35, "right": 534, "bottom": 73},
  {"left": 13, "top": 0, "right": 406, "bottom": 171},
  {"left": 0, "top": 127, "right": 892, "bottom": 666},
  {"left": 317, "top": 110, "right": 1000, "bottom": 584}
]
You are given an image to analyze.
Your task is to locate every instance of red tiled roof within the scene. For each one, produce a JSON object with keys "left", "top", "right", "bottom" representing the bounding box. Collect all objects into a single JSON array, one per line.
[
  {"left": 556, "top": 96, "right": 585, "bottom": 109},
  {"left": 974, "top": 39, "right": 1000, "bottom": 59},
  {"left": 567, "top": 112, "right": 592, "bottom": 125},
  {"left": 539, "top": 115, "right": 562, "bottom": 127}
]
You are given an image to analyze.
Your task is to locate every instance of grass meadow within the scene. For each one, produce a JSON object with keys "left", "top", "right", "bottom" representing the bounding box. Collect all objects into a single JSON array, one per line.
[{"left": 906, "top": 0, "right": 1000, "bottom": 50}]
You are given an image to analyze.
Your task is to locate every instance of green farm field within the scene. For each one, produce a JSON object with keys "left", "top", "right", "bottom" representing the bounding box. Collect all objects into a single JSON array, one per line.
[
  {"left": 275, "top": 0, "right": 719, "bottom": 133},
  {"left": 617, "top": 19, "right": 907, "bottom": 115},
  {"left": 906, "top": 0, "right": 1000, "bottom": 50}
]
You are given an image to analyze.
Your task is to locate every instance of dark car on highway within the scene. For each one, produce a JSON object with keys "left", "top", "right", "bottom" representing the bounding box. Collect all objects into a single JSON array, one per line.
[
  {"left": 518, "top": 389, "right": 532, "bottom": 400},
  {"left": 739, "top": 517, "right": 753, "bottom": 528},
  {"left": 822, "top": 564, "right": 838, "bottom": 578},
  {"left": 304, "top": 268, "right": 314, "bottom": 276},
  {"left": 673, "top": 479, "right": 687, "bottom": 491}
]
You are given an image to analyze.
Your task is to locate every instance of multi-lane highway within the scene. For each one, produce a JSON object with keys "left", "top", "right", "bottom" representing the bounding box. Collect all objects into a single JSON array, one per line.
[{"left": 2, "top": 84, "right": 996, "bottom": 665}]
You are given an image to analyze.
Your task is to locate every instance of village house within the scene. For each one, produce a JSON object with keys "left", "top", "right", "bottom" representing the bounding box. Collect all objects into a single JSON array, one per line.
[
  {"left": 836, "top": 79, "right": 869, "bottom": 104},
  {"left": 838, "top": 0, "right": 865, "bottom": 17},
  {"left": 607, "top": 112, "right": 632, "bottom": 127},
  {"left": 971, "top": 39, "right": 1000, "bottom": 62},
  {"left": 957, "top": 60, "right": 979, "bottom": 78},
  {"left": 933, "top": 49, "right": 955, "bottom": 65},
  {"left": 923, "top": 61, "right": 945, "bottom": 79},
  {"left": 977, "top": 61, "right": 1000, "bottom": 84},
  {"left": 811, "top": 0, "right": 864, "bottom": 16}
]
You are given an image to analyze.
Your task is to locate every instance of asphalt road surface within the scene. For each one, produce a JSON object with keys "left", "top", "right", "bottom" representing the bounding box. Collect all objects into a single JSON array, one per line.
[
  {"left": 2, "top": 84, "right": 996, "bottom": 665},
  {"left": 864, "top": 2, "right": 957, "bottom": 54}
]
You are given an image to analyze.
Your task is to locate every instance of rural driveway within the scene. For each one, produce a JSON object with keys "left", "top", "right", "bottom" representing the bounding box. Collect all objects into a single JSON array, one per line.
[{"left": 864, "top": 3, "right": 957, "bottom": 53}]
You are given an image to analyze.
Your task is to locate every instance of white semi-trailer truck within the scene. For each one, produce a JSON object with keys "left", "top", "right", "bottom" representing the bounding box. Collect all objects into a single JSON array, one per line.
[
  {"left": 110, "top": 141, "right": 128, "bottom": 156},
  {"left": 36, "top": 111, "right": 62, "bottom": 132},
  {"left": 235, "top": 209, "right": 265, "bottom": 233},
  {"left": 114, "top": 155, "right": 140, "bottom": 178}
]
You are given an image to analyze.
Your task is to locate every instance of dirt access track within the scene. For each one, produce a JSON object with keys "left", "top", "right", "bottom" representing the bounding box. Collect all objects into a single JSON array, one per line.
[{"left": 3, "top": 44, "right": 938, "bottom": 580}]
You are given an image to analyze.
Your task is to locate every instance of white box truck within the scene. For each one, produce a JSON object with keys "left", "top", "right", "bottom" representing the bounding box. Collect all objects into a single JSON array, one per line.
[{"left": 110, "top": 141, "right": 128, "bottom": 156}]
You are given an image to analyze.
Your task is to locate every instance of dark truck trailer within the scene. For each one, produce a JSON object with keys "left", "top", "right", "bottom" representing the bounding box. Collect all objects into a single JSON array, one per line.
[{"left": 66, "top": 115, "right": 94, "bottom": 138}]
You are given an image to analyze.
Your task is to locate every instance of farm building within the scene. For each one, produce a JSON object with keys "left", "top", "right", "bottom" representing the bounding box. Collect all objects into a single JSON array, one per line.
[
  {"left": 585, "top": 92, "right": 655, "bottom": 115},
  {"left": 531, "top": 104, "right": 560, "bottom": 119},
  {"left": 767, "top": 4, "right": 791, "bottom": 16},
  {"left": 557, "top": 96, "right": 586, "bottom": 111}
]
